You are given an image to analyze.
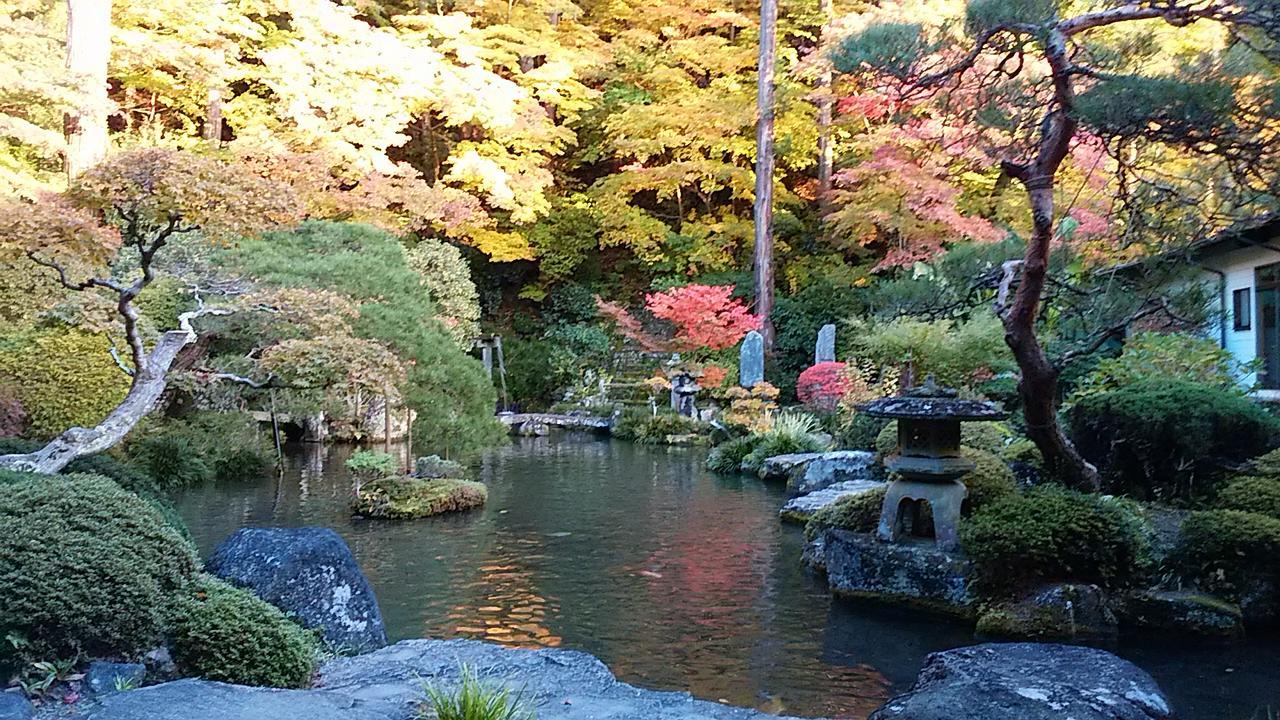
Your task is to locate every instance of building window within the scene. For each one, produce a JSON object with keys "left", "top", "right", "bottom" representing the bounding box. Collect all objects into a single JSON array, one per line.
[{"left": 1234, "top": 288, "right": 1252, "bottom": 331}]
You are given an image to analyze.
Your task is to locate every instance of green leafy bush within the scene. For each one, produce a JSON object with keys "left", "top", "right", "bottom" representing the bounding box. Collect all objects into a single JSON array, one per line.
[
  {"left": 706, "top": 435, "right": 761, "bottom": 474},
  {"left": 126, "top": 412, "right": 274, "bottom": 489},
  {"left": 1174, "top": 510, "right": 1280, "bottom": 592},
  {"left": 1246, "top": 448, "right": 1280, "bottom": 478},
  {"left": 805, "top": 486, "right": 886, "bottom": 540},
  {"left": 1068, "top": 379, "right": 1280, "bottom": 501},
  {"left": 874, "top": 420, "right": 1011, "bottom": 456},
  {"left": 347, "top": 449, "right": 400, "bottom": 482},
  {"left": 960, "top": 486, "right": 1148, "bottom": 592},
  {"left": 850, "top": 314, "right": 1014, "bottom": 389},
  {"left": 1070, "top": 331, "right": 1249, "bottom": 402},
  {"left": 167, "top": 574, "right": 318, "bottom": 688},
  {"left": 0, "top": 474, "right": 197, "bottom": 659},
  {"left": 0, "top": 327, "right": 130, "bottom": 438},
  {"left": 960, "top": 447, "right": 1018, "bottom": 514},
  {"left": 1216, "top": 476, "right": 1280, "bottom": 520},
  {"left": 611, "top": 409, "right": 709, "bottom": 444},
  {"left": 414, "top": 454, "right": 466, "bottom": 479},
  {"left": 834, "top": 412, "right": 888, "bottom": 451},
  {"left": 423, "top": 665, "right": 534, "bottom": 720}
]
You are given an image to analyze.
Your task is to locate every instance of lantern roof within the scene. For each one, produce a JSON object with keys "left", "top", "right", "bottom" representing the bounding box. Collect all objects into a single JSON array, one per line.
[{"left": 859, "top": 375, "right": 1008, "bottom": 422}]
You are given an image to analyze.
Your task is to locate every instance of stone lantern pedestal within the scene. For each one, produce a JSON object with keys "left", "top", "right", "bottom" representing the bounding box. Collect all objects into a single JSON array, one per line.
[{"left": 860, "top": 377, "right": 1007, "bottom": 552}]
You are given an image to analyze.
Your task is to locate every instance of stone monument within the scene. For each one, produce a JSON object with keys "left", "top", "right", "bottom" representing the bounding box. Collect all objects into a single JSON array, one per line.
[
  {"left": 739, "top": 330, "right": 764, "bottom": 388},
  {"left": 815, "top": 323, "right": 836, "bottom": 364}
]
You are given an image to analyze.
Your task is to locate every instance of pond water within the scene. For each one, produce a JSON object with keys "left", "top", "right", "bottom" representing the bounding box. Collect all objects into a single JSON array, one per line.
[{"left": 176, "top": 434, "right": 1280, "bottom": 719}]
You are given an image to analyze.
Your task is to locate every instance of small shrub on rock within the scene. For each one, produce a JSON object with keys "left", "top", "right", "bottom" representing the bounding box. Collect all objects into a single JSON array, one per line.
[
  {"left": 706, "top": 435, "right": 761, "bottom": 474},
  {"left": 347, "top": 449, "right": 400, "bottom": 483},
  {"left": 740, "top": 414, "right": 830, "bottom": 474},
  {"left": 1174, "top": 510, "right": 1280, "bottom": 593},
  {"left": 612, "top": 410, "right": 710, "bottom": 445},
  {"left": 1216, "top": 476, "right": 1280, "bottom": 520},
  {"left": 168, "top": 574, "right": 318, "bottom": 688},
  {"left": 424, "top": 665, "right": 534, "bottom": 720},
  {"left": 354, "top": 477, "right": 488, "bottom": 519},
  {"left": 1068, "top": 379, "right": 1280, "bottom": 501},
  {"left": 960, "top": 485, "right": 1147, "bottom": 593},
  {"left": 0, "top": 474, "right": 197, "bottom": 659},
  {"left": 414, "top": 454, "right": 465, "bottom": 479}
]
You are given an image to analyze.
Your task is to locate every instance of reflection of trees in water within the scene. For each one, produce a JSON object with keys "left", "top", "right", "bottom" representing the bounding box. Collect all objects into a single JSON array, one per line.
[{"left": 440, "top": 532, "right": 563, "bottom": 649}]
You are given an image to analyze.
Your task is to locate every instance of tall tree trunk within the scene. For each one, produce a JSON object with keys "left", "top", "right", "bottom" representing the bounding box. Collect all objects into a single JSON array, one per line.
[
  {"left": 64, "top": 0, "right": 111, "bottom": 179},
  {"left": 753, "top": 0, "right": 779, "bottom": 351},
  {"left": 815, "top": 0, "right": 834, "bottom": 210},
  {"left": 203, "top": 87, "right": 223, "bottom": 145}
]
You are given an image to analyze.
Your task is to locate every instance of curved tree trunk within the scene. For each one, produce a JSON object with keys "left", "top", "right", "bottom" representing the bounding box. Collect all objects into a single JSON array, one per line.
[{"left": 0, "top": 320, "right": 207, "bottom": 475}]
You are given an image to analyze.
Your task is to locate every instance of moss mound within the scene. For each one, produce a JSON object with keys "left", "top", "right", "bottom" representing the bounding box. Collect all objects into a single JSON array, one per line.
[
  {"left": 805, "top": 486, "right": 886, "bottom": 540},
  {"left": 960, "top": 447, "right": 1018, "bottom": 514},
  {"left": 168, "top": 574, "right": 319, "bottom": 688},
  {"left": 354, "top": 476, "right": 488, "bottom": 519},
  {"left": 960, "top": 485, "right": 1148, "bottom": 593},
  {"left": 1216, "top": 476, "right": 1280, "bottom": 520},
  {"left": 1174, "top": 509, "right": 1280, "bottom": 592},
  {"left": 0, "top": 474, "right": 197, "bottom": 659}
]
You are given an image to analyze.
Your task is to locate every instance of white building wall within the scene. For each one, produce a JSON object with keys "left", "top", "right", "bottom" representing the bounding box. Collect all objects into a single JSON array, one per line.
[{"left": 1199, "top": 244, "right": 1280, "bottom": 388}]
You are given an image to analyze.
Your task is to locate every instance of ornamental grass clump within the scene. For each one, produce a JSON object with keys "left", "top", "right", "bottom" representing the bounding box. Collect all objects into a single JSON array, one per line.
[
  {"left": 0, "top": 474, "right": 197, "bottom": 661},
  {"left": 167, "top": 574, "right": 319, "bottom": 688},
  {"left": 706, "top": 435, "right": 761, "bottom": 474},
  {"left": 740, "top": 413, "right": 830, "bottom": 474},
  {"left": 422, "top": 665, "right": 534, "bottom": 720}
]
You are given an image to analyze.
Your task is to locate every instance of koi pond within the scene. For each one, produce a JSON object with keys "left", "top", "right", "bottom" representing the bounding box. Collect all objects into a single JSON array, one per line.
[{"left": 175, "top": 434, "right": 1279, "bottom": 719}]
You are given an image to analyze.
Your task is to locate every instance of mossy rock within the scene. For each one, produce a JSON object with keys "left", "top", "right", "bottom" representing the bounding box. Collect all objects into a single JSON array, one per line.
[
  {"left": 975, "top": 583, "right": 1117, "bottom": 642},
  {"left": 806, "top": 486, "right": 887, "bottom": 540},
  {"left": 353, "top": 476, "right": 487, "bottom": 520},
  {"left": 873, "top": 420, "right": 1012, "bottom": 457},
  {"left": 1173, "top": 509, "right": 1280, "bottom": 595}
]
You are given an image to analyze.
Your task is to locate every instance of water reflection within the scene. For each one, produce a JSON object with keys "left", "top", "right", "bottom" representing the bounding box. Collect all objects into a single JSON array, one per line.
[{"left": 176, "top": 435, "right": 1280, "bottom": 719}]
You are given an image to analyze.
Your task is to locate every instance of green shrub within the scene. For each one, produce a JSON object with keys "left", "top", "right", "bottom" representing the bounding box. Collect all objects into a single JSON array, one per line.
[
  {"left": 706, "top": 435, "right": 761, "bottom": 474},
  {"left": 1216, "top": 476, "right": 1280, "bottom": 520},
  {"left": 353, "top": 477, "right": 488, "bottom": 519},
  {"left": 612, "top": 409, "right": 709, "bottom": 445},
  {"left": 960, "top": 485, "right": 1147, "bottom": 593},
  {"left": 0, "top": 327, "right": 130, "bottom": 439},
  {"left": 126, "top": 412, "right": 274, "bottom": 488},
  {"left": 850, "top": 314, "right": 1014, "bottom": 389},
  {"left": 1070, "top": 331, "right": 1248, "bottom": 402},
  {"left": 167, "top": 575, "right": 319, "bottom": 688},
  {"left": 805, "top": 486, "right": 887, "bottom": 540},
  {"left": 960, "top": 447, "right": 1018, "bottom": 514},
  {"left": 423, "top": 664, "right": 534, "bottom": 720},
  {"left": 834, "top": 412, "right": 888, "bottom": 451},
  {"left": 1000, "top": 438, "right": 1043, "bottom": 469},
  {"left": 1174, "top": 510, "right": 1280, "bottom": 592},
  {"left": 347, "top": 449, "right": 400, "bottom": 482},
  {"left": 1068, "top": 379, "right": 1280, "bottom": 501},
  {"left": 0, "top": 474, "right": 197, "bottom": 659},
  {"left": 1246, "top": 448, "right": 1280, "bottom": 478},
  {"left": 128, "top": 435, "right": 215, "bottom": 489},
  {"left": 874, "top": 420, "right": 1011, "bottom": 456},
  {"left": 414, "top": 454, "right": 466, "bottom": 479}
]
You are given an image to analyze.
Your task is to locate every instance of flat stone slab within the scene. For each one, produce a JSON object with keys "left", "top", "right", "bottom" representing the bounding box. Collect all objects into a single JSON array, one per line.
[
  {"left": 756, "top": 452, "right": 823, "bottom": 480},
  {"left": 823, "top": 530, "right": 973, "bottom": 616},
  {"left": 787, "top": 451, "right": 878, "bottom": 495},
  {"left": 779, "top": 479, "right": 884, "bottom": 524},
  {"left": 68, "top": 640, "right": 814, "bottom": 720},
  {"left": 870, "top": 643, "right": 1173, "bottom": 720}
]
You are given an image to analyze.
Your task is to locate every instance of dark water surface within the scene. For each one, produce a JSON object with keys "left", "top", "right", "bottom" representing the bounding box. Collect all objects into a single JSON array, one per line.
[{"left": 176, "top": 435, "right": 1280, "bottom": 719}]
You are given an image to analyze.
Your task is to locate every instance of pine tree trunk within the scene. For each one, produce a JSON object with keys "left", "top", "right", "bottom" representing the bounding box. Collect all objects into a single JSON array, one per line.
[
  {"left": 64, "top": 0, "right": 111, "bottom": 179},
  {"left": 1004, "top": 183, "right": 1100, "bottom": 492},
  {"left": 753, "top": 0, "right": 779, "bottom": 351}
]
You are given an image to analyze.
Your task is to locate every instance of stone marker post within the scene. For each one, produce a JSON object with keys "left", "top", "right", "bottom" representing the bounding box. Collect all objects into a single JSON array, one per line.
[
  {"left": 815, "top": 323, "right": 836, "bottom": 364},
  {"left": 740, "top": 330, "right": 764, "bottom": 388}
]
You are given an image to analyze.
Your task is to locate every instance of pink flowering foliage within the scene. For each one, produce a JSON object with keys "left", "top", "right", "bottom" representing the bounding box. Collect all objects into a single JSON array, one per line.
[
  {"left": 644, "top": 284, "right": 761, "bottom": 351},
  {"left": 796, "top": 362, "right": 850, "bottom": 412}
]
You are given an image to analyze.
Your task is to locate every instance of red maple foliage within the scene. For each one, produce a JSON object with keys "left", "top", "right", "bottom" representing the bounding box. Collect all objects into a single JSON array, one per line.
[
  {"left": 796, "top": 362, "right": 849, "bottom": 412},
  {"left": 644, "top": 284, "right": 761, "bottom": 352}
]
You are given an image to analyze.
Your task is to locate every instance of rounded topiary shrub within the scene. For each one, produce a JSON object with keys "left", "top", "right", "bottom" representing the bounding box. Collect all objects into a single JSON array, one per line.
[
  {"left": 0, "top": 474, "right": 197, "bottom": 659},
  {"left": 1174, "top": 510, "right": 1280, "bottom": 593},
  {"left": 1068, "top": 379, "right": 1280, "bottom": 501},
  {"left": 1216, "top": 476, "right": 1280, "bottom": 520},
  {"left": 168, "top": 575, "right": 319, "bottom": 688},
  {"left": 960, "top": 485, "right": 1147, "bottom": 593}
]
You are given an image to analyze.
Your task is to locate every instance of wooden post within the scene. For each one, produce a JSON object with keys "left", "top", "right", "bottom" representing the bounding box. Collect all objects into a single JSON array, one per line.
[
  {"left": 752, "top": 0, "right": 779, "bottom": 352},
  {"left": 383, "top": 385, "right": 392, "bottom": 455},
  {"left": 268, "top": 388, "right": 283, "bottom": 465}
]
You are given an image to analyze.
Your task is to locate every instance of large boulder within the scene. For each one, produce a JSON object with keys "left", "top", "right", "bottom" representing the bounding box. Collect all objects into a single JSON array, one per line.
[
  {"left": 206, "top": 528, "right": 387, "bottom": 652},
  {"left": 870, "top": 643, "right": 1174, "bottom": 720},
  {"left": 0, "top": 692, "right": 33, "bottom": 720},
  {"left": 824, "top": 530, "right": 973, "bottom": 616},
  {"left": 757, "top": 452, "right": 823, "bottom": 481},
  {"left": 787, "top": 451, "right": 878, "bottom": 495},
  {"left": 76, "top": 639, "right": 810, "bottom": 720}
]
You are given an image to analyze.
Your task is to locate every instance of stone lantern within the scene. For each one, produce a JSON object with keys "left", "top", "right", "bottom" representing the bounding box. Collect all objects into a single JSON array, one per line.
[{"left": 860, "top": 376, "right": 1007, "bottom": 551}]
